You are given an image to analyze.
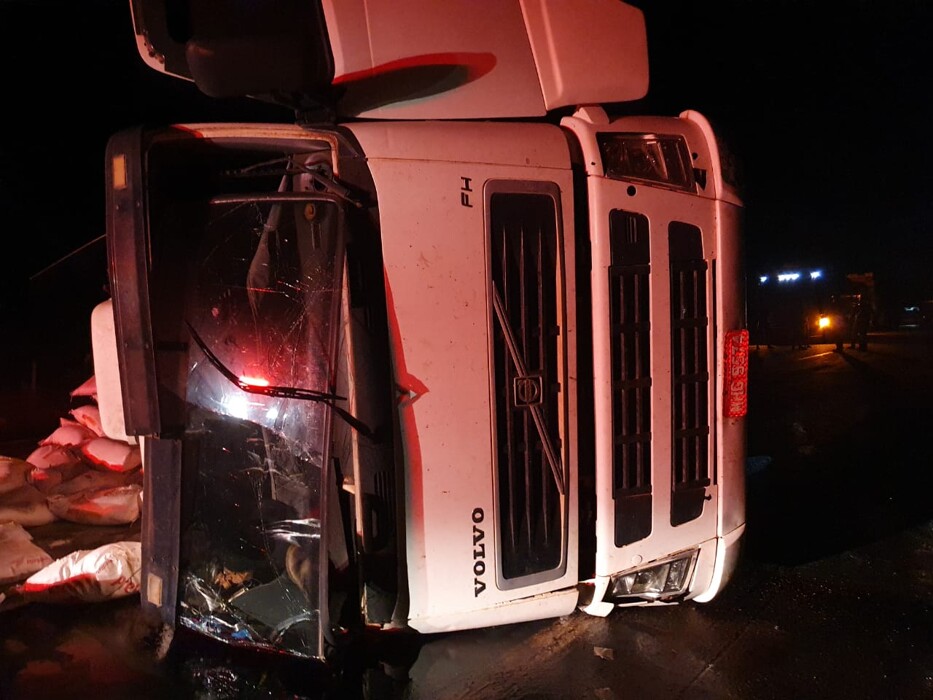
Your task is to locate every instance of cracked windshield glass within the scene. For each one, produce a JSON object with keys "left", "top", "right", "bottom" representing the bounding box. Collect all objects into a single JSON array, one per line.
[{"left": 149, "top": 142, "right": 345, "bottom": 658}]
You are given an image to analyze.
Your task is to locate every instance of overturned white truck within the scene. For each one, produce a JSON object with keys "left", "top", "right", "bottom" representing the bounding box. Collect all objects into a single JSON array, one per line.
[{"left": 96, "top": 0, "right": 748, "bottom": 662}]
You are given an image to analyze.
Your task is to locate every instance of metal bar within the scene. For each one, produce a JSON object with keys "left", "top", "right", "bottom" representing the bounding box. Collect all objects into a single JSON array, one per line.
[{"left": 492, "top": 289, "right": 565, "bottom": 495}]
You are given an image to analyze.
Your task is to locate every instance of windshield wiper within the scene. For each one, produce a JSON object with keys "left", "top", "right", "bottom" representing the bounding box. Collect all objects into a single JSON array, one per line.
[{"left": 186, "top": 321, "right": 376, "bottom": 440}]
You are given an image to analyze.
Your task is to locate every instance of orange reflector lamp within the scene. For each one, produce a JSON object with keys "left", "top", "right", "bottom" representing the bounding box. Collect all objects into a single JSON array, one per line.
[{"left": 723, "top": 330, "right": 749, "bottom": 418}]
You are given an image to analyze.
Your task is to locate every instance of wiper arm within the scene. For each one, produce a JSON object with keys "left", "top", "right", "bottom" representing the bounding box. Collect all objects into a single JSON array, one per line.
[
  {"left": 223, "top": 156, "right": 363, "bottom": 208},
  {"left": 294, "top": 163, "right": 363, "bottom": 209},
  {"left": 186, "top": 321, "right": 376, "bottom": 440}
]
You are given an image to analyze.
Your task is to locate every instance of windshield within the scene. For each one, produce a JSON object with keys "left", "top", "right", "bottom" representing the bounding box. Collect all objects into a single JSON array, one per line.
[
  {"left": 142, "top": 136, "right": 346, "bottom": 658},
  {"left": 180, "top": 198, "right": 342, "bottom": 657}
]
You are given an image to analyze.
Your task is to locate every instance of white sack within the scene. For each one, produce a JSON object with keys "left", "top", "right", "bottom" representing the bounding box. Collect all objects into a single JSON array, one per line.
[
  {"left": 0, "top": 456, "right": 31, "bottom": 495},
  {"left": 0, "top": 484, "right": 58, "bottom": 527},
  {"left": 25, "top": 444, "right": 84, "bottom": 471},
  {"left": 0, "top": 521, "right": 54, "bottom": 585},
  {"left": 47, "top": 468, "right": 142, "bottom": 497},
  {"left": 39, "top": 422, "right": 97, "bottom": 447},
  {"left": 70, "top": 404, "right": 105, "bottom": 437},
  {"left": 17, "top": 541, "right": 142, "bottom": 603},
  {"left": 81, "top": 437, "right": 142, "bottom": 473},
  {"left": 27, "top": 467, "right": 63, "bottom": 493},
  {"left": 47, "top": 484, "right": 143, "bottom": 525},
  {"left": 27, "top": 460, "right": 89, "bottom": 492},
  {"left": 70, "top": 375, "right": 97, "bottom": 399}
]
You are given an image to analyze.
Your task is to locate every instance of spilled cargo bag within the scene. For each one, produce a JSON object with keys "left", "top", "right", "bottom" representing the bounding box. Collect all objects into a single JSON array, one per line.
[
  {"left": 47, "top": 484, "right": 143, "bottom": 526},
  {"left": 0, "top": 521, "right": 53, "bottom": 585},
  {"left": 0, "top": 483, "right": 58, "bottom": 527},
  {"left": 0, "top": 456, "right": 31, "bottom": 496},
  {"left": 13, "top": 541, "right": 142, "bottom": 604}
]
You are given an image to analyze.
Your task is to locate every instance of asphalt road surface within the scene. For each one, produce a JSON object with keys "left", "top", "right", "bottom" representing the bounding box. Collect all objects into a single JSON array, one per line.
[{"left": 2, "top": 332, "right": 931, "bottom": 699}]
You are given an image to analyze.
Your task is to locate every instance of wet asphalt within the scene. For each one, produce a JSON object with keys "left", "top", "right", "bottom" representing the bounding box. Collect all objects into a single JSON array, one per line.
[{"left": 1, "top": 332, "right": 931, "bottom": 699}]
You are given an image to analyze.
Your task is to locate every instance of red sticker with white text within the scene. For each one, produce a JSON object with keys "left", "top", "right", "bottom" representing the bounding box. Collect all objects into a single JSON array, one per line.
[{"left": 723, "top": 330, "right": 749, "bottom": 418}]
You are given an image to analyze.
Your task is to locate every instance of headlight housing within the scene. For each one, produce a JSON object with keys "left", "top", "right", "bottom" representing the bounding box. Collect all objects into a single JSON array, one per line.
[{"left": 604, "top": 550, "right": 699, "bottom": 603}]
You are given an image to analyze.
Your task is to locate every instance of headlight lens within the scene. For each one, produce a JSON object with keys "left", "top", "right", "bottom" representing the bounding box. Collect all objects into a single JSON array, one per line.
[{"left": 605, "top": 550, "right": 698, "bottom": 602}]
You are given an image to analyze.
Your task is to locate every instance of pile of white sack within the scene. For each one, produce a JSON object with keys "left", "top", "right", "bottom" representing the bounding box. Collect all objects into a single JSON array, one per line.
[
  {"left": 0, "top": 375, "right": 143, "bottom": 530},
  {"left": 0, "top": 375, "right": 145, "bottom": 594}
]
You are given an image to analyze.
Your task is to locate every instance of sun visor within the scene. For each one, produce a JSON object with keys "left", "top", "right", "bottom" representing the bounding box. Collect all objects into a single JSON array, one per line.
[
  {"left": 519, "top": 0, "right": 649, "bottom": 109},
  {"left": 129, "top": 0, "right": 648, "bottom": 118}
]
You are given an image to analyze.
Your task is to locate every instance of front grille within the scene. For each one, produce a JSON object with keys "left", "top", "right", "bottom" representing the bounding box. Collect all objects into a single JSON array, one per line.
[
  {"left": 669, "top": 222, "right": 710, "bottom": 526},
  {"left": 488, "top": 187, "right": 565, "bottom": 584},
  {"left": 609, "top": 210, "right": 653, "bottom": 546}
]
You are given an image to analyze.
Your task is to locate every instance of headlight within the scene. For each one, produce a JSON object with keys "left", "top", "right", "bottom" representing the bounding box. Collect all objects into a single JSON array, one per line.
[
  {"left": 605, "top": 550, "right": 698, "bottom": 602},
  {"left": 818, "top": 316, "right": 831, "bottom": 329}
]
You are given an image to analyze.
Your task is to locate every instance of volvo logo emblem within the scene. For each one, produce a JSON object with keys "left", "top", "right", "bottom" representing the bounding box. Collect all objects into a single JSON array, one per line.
[{"left": 513, "top": 375, "right": 543, "bottom": 407}]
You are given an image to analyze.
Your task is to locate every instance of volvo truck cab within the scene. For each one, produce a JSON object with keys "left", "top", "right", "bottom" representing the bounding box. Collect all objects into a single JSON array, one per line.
[{"left": 97, "top": 0, "right": 748, "bottom": 663}]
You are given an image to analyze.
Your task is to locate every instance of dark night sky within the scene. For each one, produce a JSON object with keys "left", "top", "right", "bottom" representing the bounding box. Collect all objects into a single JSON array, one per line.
[
  {"left": 640, "top": 1, "right": 933, "bottom": 293},
  {"left": 1, "top": 0, "right": 932, "bottom": 375}
]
